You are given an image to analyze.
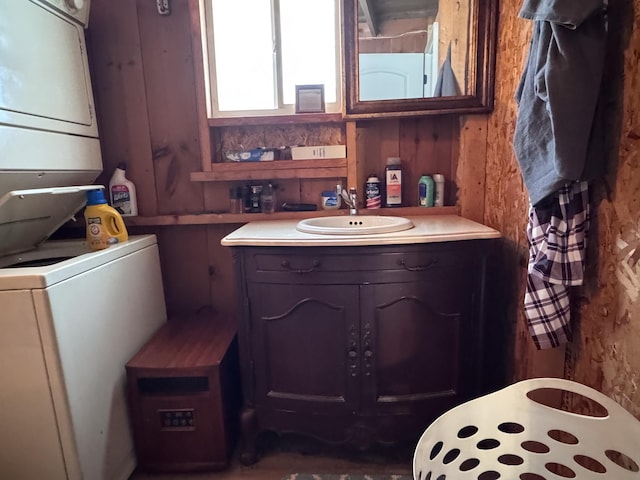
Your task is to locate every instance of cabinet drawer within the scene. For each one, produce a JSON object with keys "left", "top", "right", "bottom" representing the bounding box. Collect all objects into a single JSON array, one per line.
[{"left": 241, "top": 243, "right": 480, "bottom": 282}]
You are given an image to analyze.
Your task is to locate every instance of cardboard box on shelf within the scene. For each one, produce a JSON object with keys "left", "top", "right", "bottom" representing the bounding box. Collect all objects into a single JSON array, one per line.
[{"left": 291, "top": 145, "right": 346, "bottom": 160}]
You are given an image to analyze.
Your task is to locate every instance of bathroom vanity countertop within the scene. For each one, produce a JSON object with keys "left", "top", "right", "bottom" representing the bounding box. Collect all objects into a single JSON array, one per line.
[{"left": 221, "top": 215, "right": 501, "bottom": 247}]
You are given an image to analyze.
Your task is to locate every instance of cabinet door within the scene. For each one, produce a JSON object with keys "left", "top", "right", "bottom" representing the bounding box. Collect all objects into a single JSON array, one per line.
[
  {"left": 360, "top": 267, "right": 480, "bottom": 420},
  {"left": 247, "top": 283, "right": 360, "bottom": 415}
]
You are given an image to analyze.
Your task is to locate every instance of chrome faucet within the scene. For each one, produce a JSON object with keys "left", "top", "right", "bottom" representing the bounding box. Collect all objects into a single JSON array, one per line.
[{"left": 338, "top": 185, "right": 358, "bottom": 215}]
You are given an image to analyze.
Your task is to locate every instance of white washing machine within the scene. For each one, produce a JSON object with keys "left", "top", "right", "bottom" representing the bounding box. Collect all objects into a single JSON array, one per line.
[
  {"left": 0, "top": 2, "right": 168, "bottom": 476},
  {"left": 0, "top": 195, "right": 167, "bottom": 480}
]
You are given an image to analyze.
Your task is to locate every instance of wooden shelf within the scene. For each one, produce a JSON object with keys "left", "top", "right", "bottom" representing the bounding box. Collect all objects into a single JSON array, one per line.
[
  {"left": 124, "top": 206, "right": 460, "bottom": 226},
  {"left": 208, "top": 113, "right": 343, "bottom": 127},
  {"left": 190, "top": 158, "right": 348, "bottom": 182}
]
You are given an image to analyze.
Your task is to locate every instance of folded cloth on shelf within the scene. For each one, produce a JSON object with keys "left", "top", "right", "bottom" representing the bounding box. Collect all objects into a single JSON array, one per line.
[{"left": 524, "top": 180, "right": 590, "bottom": 349}]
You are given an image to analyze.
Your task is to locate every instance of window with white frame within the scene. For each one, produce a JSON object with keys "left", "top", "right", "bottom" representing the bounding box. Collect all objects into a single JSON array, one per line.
[{"left": 201, "top": 0, "right": 342, "bottom": 117}]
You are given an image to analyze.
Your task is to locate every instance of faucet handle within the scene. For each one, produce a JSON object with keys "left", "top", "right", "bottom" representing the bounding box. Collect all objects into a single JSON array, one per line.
[{"left": 348, "top": 187, "right": 358, "bottom": 214}]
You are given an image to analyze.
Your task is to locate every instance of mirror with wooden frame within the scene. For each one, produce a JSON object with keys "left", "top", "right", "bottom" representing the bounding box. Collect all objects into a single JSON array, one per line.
[{"left": 344, "top": 0, "right": 498, "bottom": 118}]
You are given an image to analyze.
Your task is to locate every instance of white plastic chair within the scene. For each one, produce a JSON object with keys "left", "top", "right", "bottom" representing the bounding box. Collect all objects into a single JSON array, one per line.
[{"left": 413, "top": 378, "right": 640, "bottom": 479}]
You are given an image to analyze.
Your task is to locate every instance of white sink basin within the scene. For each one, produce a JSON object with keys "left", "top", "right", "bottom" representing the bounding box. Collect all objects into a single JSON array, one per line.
[{"left": 296, "top": 215, "right": 414, "bottom": 235}]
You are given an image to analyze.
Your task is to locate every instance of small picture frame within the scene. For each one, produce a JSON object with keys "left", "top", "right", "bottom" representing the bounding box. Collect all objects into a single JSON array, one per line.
[{"left": 295, "top": 84, "right": 325, "bottom": 114}]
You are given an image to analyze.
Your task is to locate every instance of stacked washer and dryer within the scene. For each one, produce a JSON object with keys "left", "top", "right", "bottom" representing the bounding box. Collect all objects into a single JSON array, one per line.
[{"left": 0, "top": 1, "right": 167, "bottom": 479}]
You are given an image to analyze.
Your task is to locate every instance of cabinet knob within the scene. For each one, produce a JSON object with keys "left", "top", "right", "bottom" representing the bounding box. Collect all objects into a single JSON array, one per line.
[
  {"left": 348, "top": 349, "right": 358, "bottom": 358},
  {"left": 363, "top": 349, "right": 373, "bottom": 358}
]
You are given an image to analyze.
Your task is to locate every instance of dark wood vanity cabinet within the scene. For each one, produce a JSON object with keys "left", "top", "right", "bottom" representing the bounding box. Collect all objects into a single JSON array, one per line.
[{"left": 231, "top": 240, "right": 496, "bottom": 464}]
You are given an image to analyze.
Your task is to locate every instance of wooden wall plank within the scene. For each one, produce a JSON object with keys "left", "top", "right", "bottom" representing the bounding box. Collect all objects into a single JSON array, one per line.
[
  {"left": 202, "top": 182, "right": 229, "bottom": 214},
  {"left": 458, "top": 115, "right": 487, "bottom": 223},
  {"left": 155, "top": 226, "right": 212, "bottom": 315},
  {"left": 87, "top": 0, "right": 158, "bottom": 216},
  {"left": 187, "top": 0, "right": 213, "bottom": 172},
  {"left": 206, "top": 225, "right": 242, "bottom": 319},
  {"left": 356, "top": 119, "right": 401, "bottom": 193},
  {"left": 354, "top": 118, "right": 459, "bottom": 208},
  {"left": 345, "top": 121, "right": 360, "bottom": 190},
  {"left": 136, "top": 0, "right": 204, "bottom": 215},
  {"left": 399, "top": 116, "right": 457, "bottom": 207}
]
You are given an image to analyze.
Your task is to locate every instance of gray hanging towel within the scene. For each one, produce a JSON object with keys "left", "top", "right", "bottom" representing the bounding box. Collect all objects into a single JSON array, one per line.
[
  {"left": 434, "top": 42, "right": 460, "bottom": 97},
  {"left": 513, "top": 0, "right": 606, "bottom": 206}
]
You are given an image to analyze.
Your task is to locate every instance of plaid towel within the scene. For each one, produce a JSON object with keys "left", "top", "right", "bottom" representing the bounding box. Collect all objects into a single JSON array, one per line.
[{"left": 524, "top": 181, "right": 590, "bottom": 349}]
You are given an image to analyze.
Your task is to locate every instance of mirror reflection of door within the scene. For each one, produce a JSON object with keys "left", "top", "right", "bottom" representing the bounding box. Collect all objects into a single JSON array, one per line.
[
  {"left": 359, "top": 21, "right": 439, "bottom": 100},
  {"left": 359, "top": 53, "right": 425, "bottom": 101},
  {"left": 357, "top": 0, "right": 469, "bottom": 101}
]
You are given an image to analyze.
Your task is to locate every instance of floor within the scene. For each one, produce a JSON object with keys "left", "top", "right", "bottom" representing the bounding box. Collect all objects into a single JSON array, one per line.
[{"left": 129, "top": 433, "right": 415, "bottom": 480}]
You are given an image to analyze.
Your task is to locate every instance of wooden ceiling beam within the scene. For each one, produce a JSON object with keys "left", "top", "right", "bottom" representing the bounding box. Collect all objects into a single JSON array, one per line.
[{"left": 358, "top": 0, "right": 379, "bottom": 37}]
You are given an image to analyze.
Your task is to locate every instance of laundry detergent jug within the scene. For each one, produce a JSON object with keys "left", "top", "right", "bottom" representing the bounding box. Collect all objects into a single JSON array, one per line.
[{"left": 84, "top": 189, "right": 128, "bottom": 250}]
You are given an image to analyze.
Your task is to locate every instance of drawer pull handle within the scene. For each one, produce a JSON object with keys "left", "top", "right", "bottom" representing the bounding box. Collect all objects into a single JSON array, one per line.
[
  {"left": 398, "top": 258, "right": 438, "bottom": 272},
  {"left": 280, "top": 258, "right": 321, "bottom": 273}
]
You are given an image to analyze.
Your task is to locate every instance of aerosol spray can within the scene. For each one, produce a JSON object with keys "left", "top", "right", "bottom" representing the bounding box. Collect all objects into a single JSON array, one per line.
[
  {"left": 433, "top": 174, "right": 445, "bottom": 207},
  {"left": 365, "top": 174, "right": 381, "bottom": 209}
]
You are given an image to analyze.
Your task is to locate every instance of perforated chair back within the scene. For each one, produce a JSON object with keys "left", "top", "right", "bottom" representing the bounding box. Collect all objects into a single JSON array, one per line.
[{"left": 413, "top": 378, "right": 640, "bottom": 480}]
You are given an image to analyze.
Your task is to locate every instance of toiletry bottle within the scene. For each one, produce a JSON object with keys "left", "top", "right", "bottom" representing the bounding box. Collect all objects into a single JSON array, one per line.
[
  {"left": 261, "top": 183, "right": 275, "bottom": 213},
  {"left": 249, "top": 185, "right": 263, "bottom": 213},
  {"left": 365, "top": 174, "right": 381, "bottom": 209},
  {"left": 384, "top": 157, "right": 403, "bottom": 207},
  {"left": 242, "top": 184, "right": 252, "bottom": 213},
  {"left": 433, "top": 174, "right": 445, "bottom": 207},
  {"left": 85, "top": 189, "right": 129, "bottom": 251},
  {"left": 109, "top": 162, "right": 138, "bottom": 216},
  {"left": 418, "top": 175, "right": 435, "bottom": 207},
  {"left": 229, "top": 186, "right": 243, "bottom": 214}
]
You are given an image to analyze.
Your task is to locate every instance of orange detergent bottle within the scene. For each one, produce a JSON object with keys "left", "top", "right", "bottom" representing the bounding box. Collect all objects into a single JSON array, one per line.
[{"left": 84, "top": 189, "right": 129, "bottom": 251}]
